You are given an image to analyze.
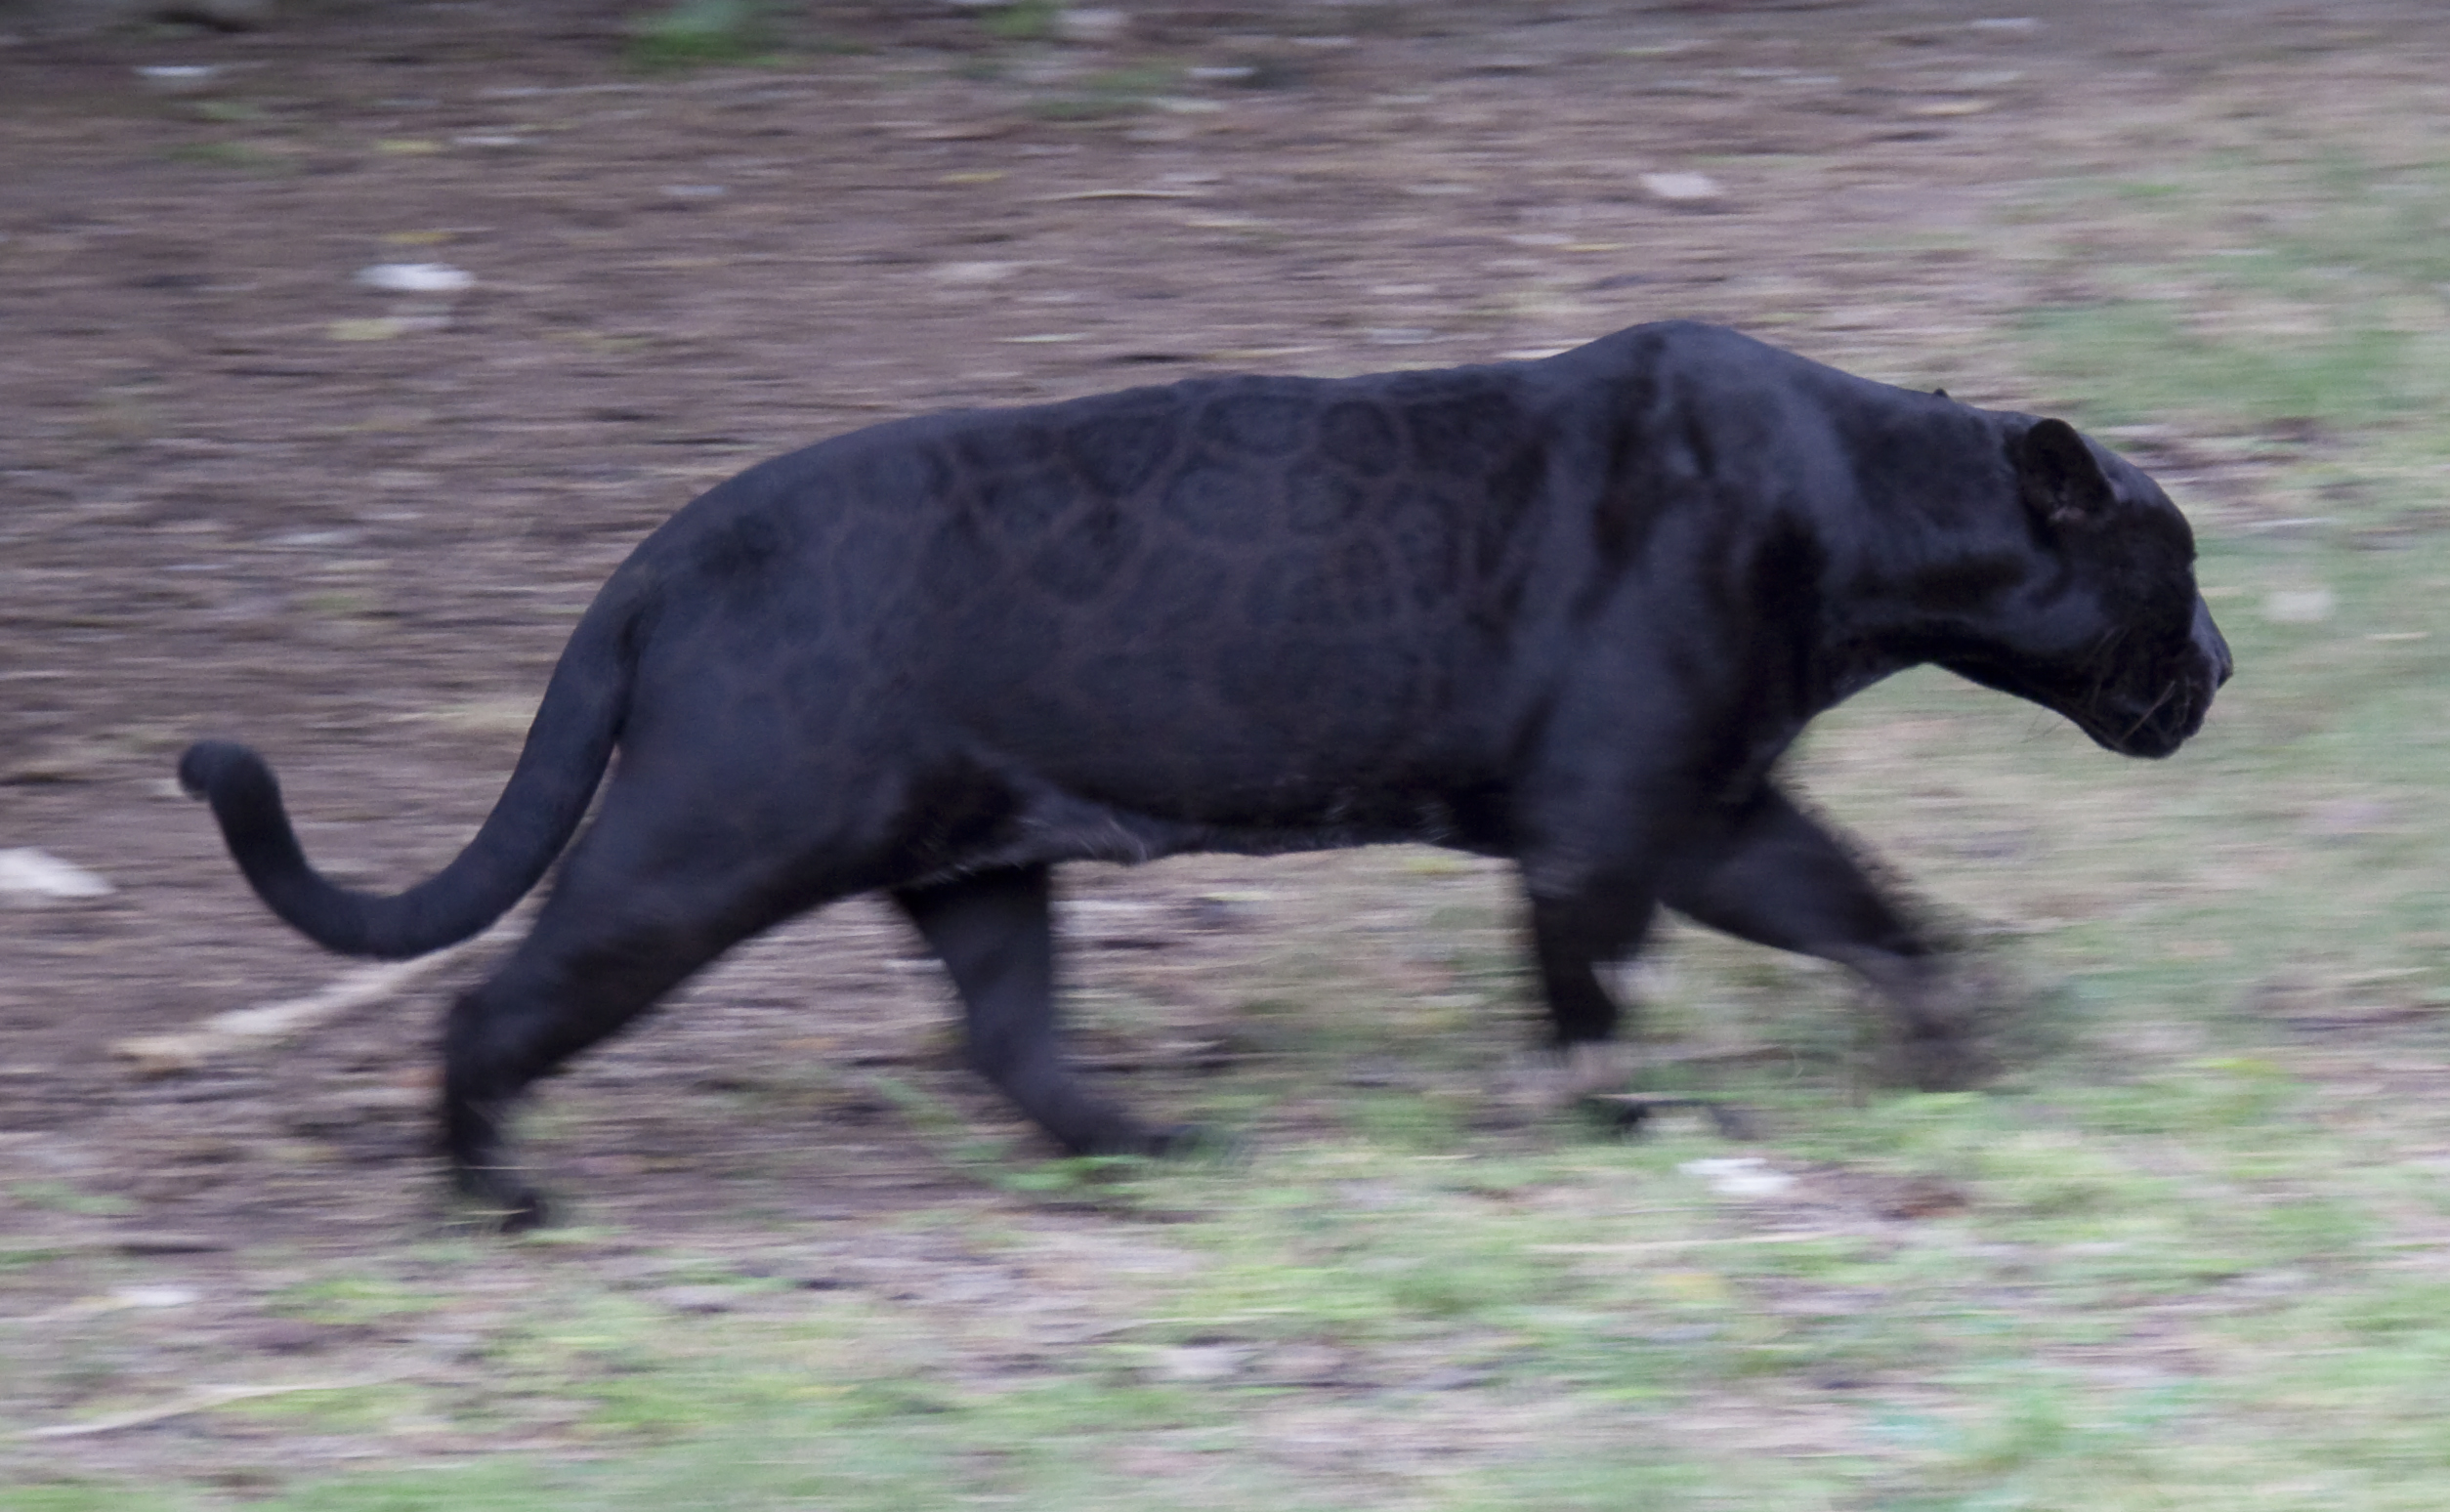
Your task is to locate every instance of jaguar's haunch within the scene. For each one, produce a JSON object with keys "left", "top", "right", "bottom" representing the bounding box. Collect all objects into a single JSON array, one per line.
[{"left": 181, "top": 321, "right": 2231, "bottom": 1225}]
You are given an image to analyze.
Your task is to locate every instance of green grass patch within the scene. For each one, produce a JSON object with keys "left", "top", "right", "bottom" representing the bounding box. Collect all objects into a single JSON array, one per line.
[
  {"left": 2023, "top": 299, "right": 2425, "bottom": 433},
  {"left": 622, "top": 0, "right": 778, "bottom": 71},
  {"left": 8, "top": 1182, "right": 135, "bottom": 1218},
  {"left": 266, "top": 1273, "right": 447, "bottom": 1326},
  {"left": 2019, "top": 149, "right": 2450, "bottom": 445},
  {"left": 160, "top": 140, "right": 289, "bottom": 172},
  {"left": 981, "top": 0, "right": 1063, "bottom": 44}
]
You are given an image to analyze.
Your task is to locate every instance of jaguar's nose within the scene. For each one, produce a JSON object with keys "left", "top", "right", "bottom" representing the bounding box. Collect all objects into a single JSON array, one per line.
[{"left": 2194, "top": 595, "right": 2233, "bottom": 688}]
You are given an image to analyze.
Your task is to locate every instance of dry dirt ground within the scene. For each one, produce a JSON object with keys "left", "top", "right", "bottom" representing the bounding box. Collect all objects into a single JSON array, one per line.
[{"left": 1, "top": 0, "right": 2442, "bottom": 1490}]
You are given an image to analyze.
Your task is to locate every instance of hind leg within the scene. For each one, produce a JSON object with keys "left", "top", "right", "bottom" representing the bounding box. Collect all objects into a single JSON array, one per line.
[
  {"left": 443, "top": 920, "right": 724, "bottom": 1229},
  {"left": 442, "top": 799, "right": 826, "bottom": 1228},
  {"left": 892, "top": 863, "right": 1169, "bottom": 1155}
]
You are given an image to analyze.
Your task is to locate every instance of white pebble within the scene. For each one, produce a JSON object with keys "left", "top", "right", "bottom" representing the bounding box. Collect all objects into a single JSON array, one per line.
[
  {"left": 934, "top": 261, "right": 1021, "bottom": 284},
  {"left": 0, "top": 848, "right": 114, "bottom": 901},
  {"left": 355, "top": 263, "right": 475, "bottom": 294},
  {"left": 1679, "top": 1156, "right": 1795, "bottom": 1198},
  {"left": 1640, "top": 171, "right": 1722, "bottom": 203},
  {"left": 112, "top": 1284, "right": 199, "bottom": 1310},
  {"left": 136, "top": 65, "right": 221, "bottom": 95},
  {"left": 1055, "top": 8, "right": 1128, "bottom": 45},
  {"left": 2263, "top": 588, "right": 2335, "bottom": 624}
]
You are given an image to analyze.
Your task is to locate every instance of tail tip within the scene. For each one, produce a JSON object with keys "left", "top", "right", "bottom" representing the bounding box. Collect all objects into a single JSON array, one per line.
[{"left": 177, "top": 739, "right": 260, "bottom": 801}]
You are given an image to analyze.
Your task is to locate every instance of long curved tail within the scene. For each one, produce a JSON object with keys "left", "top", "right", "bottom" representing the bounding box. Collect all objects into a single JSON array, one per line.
[{"left": 179, "top": 600, "right": 638, "bottom": 959}]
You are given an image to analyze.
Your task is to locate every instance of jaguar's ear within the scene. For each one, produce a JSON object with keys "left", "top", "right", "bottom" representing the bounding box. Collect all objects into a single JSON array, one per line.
[{"left": 2013, "top": 417, "right": 2116, "bottom": 531}]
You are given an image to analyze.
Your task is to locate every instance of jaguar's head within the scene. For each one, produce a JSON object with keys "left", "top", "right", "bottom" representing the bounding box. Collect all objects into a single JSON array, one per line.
[{"left": 1936, "top": 417, "right": 2231, "bottom": 760}]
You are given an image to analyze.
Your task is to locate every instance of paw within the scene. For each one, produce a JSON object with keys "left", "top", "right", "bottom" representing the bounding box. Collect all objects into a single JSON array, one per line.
[
  {"left": 494, "top": 1191, "right": 551, "bottom": 1235},
  {"left": 450, "top": 1169, "right": 551, "bottom": 1234},
  {"left": 1889, "top": 1028, "right": 1993, "bottom": 1093},
  {"left": 1145, "top": 1122, "right": 1244, "bottom": 1161},
  {"left": 1073, "top": 1120, "right": 1186, "bottom": 1158},
  {"left": 1582, "top": 1093, "right": 1756, "bottom": 1142},
  {"left": 1487, "top": 1042, "right": 1639, "bottom": 1117},
  {"left": 1873, "top": 952, "right": 2007, "bottom": 1092}
]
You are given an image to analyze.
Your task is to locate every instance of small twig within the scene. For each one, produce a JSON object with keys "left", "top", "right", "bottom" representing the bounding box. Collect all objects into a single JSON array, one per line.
[
  {"left": 22, "top": 1374, "right": 407, "bottom": 1440},
  {"left": 110, "top": 914, "right": 524, "bottom": 1075},
  {"left": 1039, "top": 188, "right": 1204, "bottom": 202},
  {"left": 1614, "top": 1042, "right": 1798, "bottom": 1071},
  {"left": 1527, "top": 1231, "right": 1861, "bottom": 1256}
]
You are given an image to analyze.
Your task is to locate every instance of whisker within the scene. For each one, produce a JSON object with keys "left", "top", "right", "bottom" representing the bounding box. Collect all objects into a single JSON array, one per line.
[{"left": 2118, "top": 682, "right": 2178, "bottom": 741}]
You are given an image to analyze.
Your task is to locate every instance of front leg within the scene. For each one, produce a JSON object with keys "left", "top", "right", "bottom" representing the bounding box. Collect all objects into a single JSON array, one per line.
[{"left": 1659, "top": 783, "right": 1983, "bottom": 1089}]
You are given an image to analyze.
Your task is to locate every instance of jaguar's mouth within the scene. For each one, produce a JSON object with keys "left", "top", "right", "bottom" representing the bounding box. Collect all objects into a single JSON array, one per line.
[
  {"left": 1937, "top": 651, "right": 2213, "bottom": 758},
  {"left": 2071, "top": 657, "right": 2224, "bottom": 759},
  {"left": 2074, "top": 691, "right": 2194, "bottom": 758},
  {"left": 2013, "top": 600, "right": 2234, "bottom": 761}
]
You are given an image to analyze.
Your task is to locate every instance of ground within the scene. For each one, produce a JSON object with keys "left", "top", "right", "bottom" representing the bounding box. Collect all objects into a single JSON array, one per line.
[{"left": 5, "top": 2, "right": 2450, "bottom": 1507}]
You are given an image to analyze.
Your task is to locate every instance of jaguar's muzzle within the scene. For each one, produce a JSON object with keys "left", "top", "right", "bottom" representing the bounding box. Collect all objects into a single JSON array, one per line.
[{"left": 2080, "top": 597, "right": 2231, "bottom": 759}]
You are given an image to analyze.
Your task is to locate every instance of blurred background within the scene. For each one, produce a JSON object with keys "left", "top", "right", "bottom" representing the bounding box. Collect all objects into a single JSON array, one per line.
[{"left": 4, "top": 2, "right": 2448, "bottom": 1507}]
